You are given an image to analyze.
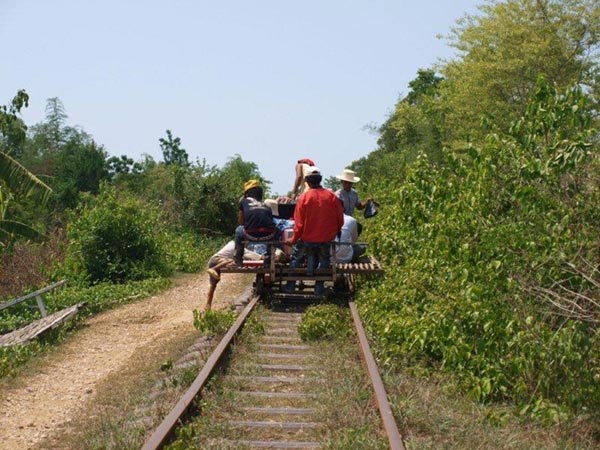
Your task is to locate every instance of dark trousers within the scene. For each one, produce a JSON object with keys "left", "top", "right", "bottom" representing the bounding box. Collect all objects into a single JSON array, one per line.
[
  {"left": 234, "top": 225, "right": 277, "bottom": 264},
  {"left": 286, "top": 242, "right": 330, "bottom": 295}
]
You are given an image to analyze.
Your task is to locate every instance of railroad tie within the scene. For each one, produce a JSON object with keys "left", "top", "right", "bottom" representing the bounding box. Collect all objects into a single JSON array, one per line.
[
  {"left": 233, "top": 440, "right": 320, "bottom": 449},
  {"left": 203, "top": 310, "right": 324, "bottom": 448}
]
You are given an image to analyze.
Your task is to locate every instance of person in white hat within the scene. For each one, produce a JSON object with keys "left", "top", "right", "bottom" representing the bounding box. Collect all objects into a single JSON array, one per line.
[
  {"left": 286, "top": 167, "right": 344, "bottom": 296},
  {"left": 334, "top": 168, "right": 371, "bottom": 216}
]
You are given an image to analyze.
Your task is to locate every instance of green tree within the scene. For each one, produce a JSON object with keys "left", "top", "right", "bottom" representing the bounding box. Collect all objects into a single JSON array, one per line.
[
  {"left": 362, "top": 78, "right": 600, "bottom": 418},
  {"left": 353, "top": 69, "right": 445, "bottom": 186},
  {"left": 159, "top": 130, "right": 189, "bottom": 167},
  {"left": 378, "top": 69, "right": 444, "bottom": 158},
  {"left": 21, "top": 98, "right": 81, "bottom": 177},
  {"left": 177, "top": 155, "right": 268, "bottom": 233},
  {"left": 53, "top": 139, "right": 109, "bottom": 209},
  {"left": 107, "top": 155, "right": 143, "bottom": 177},
  {"left": 19, "top": 98, "right": 109, "bottom": 210},
  {"left": 219, "top": 154, "right": 268, "bottom": 193},
  {"left": 44, "top": 97, "right": 68, "bottom": 152},
  {"left": 441, "top": 0, "right": 600, "bottom": 144},
  {"left": 0, "top": 90, "right": 29, "bottom": 158},
  {"left": 405, "top": 69, "right": 443, "bottom": 106},
  {"left": 108, "top": 154, "right": 157, "bottom": 196}
]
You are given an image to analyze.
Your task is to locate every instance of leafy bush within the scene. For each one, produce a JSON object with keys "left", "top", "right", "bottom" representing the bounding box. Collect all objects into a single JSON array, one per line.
[
  {"left": 192, "top": 309, "right": 236, "bottom": 335},
  {"left": 360, "top": 79, "right": 600, "bottom": 420},
  {"left": 298, "top": 304, "right": 352, "bottom": 341},
  {"left": 63, "top": 186, "right": 171, "bottom": 284},
  {"left": 0, "top": 341, "right": 46, "bottom": 378},
  {"left": 162, "top": 232, "right": 223, "bottom": 273}
]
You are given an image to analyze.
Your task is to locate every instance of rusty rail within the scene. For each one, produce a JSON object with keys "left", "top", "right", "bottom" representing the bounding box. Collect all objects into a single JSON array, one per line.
[
  {"left": 349, "top": 300, "right": 406, "bottom": 450},
  {"left": 142, "top": 295, "right": 260, "bottom": 450}
]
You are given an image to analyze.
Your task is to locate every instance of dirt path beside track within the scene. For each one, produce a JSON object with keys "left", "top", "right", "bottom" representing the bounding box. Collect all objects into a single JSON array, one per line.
[{"left": 0, "top": 272, "right": 250, "bottom": 450}]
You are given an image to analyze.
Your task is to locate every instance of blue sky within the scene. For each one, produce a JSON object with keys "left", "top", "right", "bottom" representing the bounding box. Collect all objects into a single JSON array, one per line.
[{"left": 1, "top": 0, "right": 480, "bottom": 195}]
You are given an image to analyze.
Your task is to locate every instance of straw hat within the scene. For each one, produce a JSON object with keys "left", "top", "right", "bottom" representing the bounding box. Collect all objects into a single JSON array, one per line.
[
  {"left": 335, "top": 169, "right": 360, "bottom": 183},
  {"left": 244, "top": 179, "right": 261, "bottom": 192}
]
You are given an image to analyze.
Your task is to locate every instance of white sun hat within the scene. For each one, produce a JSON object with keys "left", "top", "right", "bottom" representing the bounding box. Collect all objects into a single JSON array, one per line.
[{"left": 335, "top": 168, "right": 360, "bottom": 183}]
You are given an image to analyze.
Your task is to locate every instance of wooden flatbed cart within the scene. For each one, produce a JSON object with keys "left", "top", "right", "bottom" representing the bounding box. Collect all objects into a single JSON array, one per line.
[{"left": 220, "top": 241, "right": 384, "bottom": 301}]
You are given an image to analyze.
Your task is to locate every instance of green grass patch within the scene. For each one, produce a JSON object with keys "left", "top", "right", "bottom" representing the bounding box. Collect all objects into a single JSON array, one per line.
[{"left": 193, "top": 309, "right": 236, "bottom": 335}]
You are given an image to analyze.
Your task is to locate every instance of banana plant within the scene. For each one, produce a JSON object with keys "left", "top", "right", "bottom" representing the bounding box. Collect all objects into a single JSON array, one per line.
[{"left": 0, "top": 150, "right": 52, "bottom": 246}]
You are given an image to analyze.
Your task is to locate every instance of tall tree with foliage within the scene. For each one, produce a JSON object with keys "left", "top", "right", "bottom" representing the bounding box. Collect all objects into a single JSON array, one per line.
[
  {"left": 180, "top": 154, "right": 268, "bottom": 233},
  {"left": 0, "top": 90, "right": 30, "bottom": 159},
  {"left": 20, "top": 98, "right": 108, "bottom": 210},
  {"left": 378, "top": 69, "right": 444, "bottom": 157},
  {"left": 159, "top": 130, "right": 189, "bottom": 167},
  {"left": 440, "top": 0, "right": 600, "bottom": 145},
  {"left": 53, "top": 139, "right": 109, "bottom": 209},
  {"left": 348, "top": 69, "right": 445, "bottom": 188}
]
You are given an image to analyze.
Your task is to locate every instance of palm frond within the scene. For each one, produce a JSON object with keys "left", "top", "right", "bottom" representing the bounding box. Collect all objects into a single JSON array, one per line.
[
  {"left": 0, "top": 150, "right": 52, "bottom": 204},
  {"left": 0, "top": 219, "right": 46, "bottom": 241}
]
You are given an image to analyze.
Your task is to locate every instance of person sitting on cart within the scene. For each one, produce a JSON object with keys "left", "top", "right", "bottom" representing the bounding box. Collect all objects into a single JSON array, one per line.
[
  {"left": 234, "top": 179, "right": 277, "bottom": 266},
  {"left": 206, "top": 241, "right": 263, "bottom": 310},
  {"left": 336, "top": 214, "right": 366, "bottom": 263},
  {"left": 285, "top": 167, "right": 344, "bottom": 295}
]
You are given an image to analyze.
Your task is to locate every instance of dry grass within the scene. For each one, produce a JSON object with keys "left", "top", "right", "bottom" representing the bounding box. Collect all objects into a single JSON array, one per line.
[
  {"left": 0, "top": 228, "right": 66, "bottom": 299},
  {"left": 385, "top": 368, "right": 599, "bottom": 450},
  {"left": 36, "top": 328, "right": 204, "bottom": 450},
  {"left": 312, "top": 338, "right": 388, "bottom": 450}
]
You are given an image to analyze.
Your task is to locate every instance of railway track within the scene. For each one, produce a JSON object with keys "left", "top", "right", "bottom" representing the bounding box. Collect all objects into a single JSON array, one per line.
[{"left": 142, "top": 290, "right": 404, "bottom": 450}]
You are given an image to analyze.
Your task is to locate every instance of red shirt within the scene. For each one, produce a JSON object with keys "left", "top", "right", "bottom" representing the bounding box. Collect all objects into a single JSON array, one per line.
[{"left": 293, "top": 187, "right": 344, "bottom": 243}]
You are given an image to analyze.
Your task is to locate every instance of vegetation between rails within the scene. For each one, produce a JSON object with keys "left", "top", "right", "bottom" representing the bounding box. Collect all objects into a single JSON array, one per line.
[
  {"left": 168, "top": 304, "right": 388, "bottom": 450},
  {"left": 298, "top": 303, "right": 352, "bottom": 341}
]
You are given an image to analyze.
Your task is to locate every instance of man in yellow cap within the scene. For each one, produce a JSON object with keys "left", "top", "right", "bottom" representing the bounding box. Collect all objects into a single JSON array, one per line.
[{"left": 234, "top": 179, "right": 276, "bottom": 265}]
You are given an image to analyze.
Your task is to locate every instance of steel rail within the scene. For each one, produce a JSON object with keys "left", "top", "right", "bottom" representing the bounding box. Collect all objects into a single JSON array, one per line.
[
  {"left": 142, "top": 295, "right": 260, "bottom": 450},
  {"left": 349, "top": 300, "right": 406, "bottom": 450}
]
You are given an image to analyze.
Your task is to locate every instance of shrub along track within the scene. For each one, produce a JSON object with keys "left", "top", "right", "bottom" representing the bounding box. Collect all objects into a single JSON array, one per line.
[{"left": 0, "top": 272, "right": 251, "bottom": 450}]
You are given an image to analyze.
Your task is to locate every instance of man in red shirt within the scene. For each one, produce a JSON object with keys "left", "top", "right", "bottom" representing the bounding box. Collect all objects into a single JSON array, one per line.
[{"left": 286, "top": 167, "right": 344, "bottom": 295}]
